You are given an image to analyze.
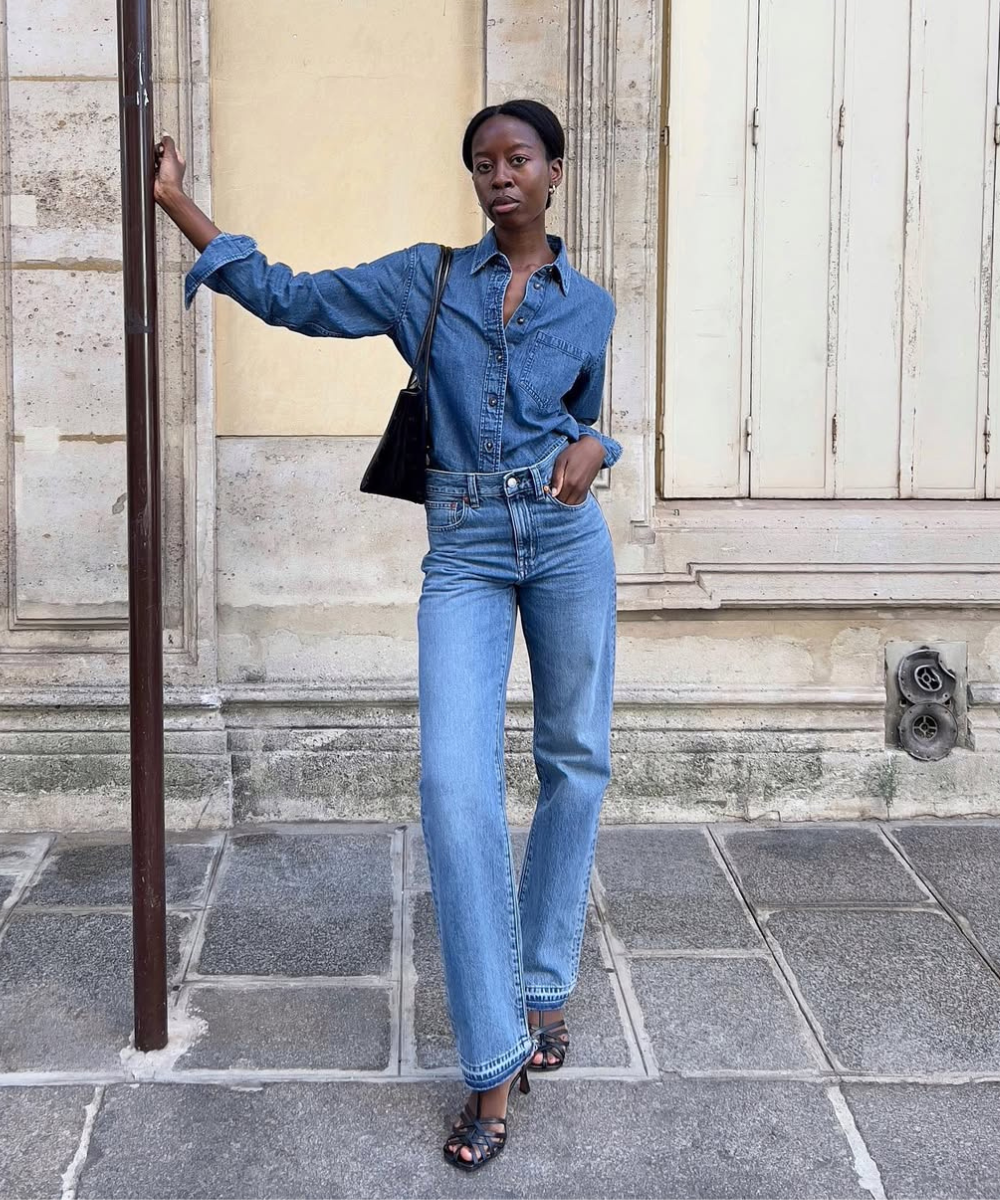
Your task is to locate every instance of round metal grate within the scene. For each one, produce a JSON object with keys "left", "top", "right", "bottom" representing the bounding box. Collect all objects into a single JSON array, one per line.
[
  {"left": 913, "top": 665, "right": 943, "bottom": 693},
  {"left": 898, "top": 702, "right": 958, "bottom": 762}
]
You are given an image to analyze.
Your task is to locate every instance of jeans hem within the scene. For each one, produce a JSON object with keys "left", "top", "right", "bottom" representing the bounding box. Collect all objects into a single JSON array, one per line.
[
  {"left": 460, "top": 1036, "right": 536, "bottom": 1091},
  {"left": 524, "top": 989, "right": 573, "bottom": 1011}
]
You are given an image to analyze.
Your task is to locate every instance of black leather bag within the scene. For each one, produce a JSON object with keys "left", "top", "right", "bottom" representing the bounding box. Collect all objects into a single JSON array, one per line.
[{"left": 359, "top": 245, "right": 453, "bottom": 504}]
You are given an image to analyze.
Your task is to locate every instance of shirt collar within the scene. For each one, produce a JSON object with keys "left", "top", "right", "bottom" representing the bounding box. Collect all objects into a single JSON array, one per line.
[{"left": 470, "top": 227, "right": 572, "bottom": 296}]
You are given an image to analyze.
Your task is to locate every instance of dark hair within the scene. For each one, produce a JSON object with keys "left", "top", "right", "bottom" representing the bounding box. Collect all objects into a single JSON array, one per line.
[{"left": 462, "top": 100, "right": 565, "bottom": 208}]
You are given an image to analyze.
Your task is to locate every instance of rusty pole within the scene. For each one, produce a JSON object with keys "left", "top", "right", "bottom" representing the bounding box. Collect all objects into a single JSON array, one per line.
[{"left": 116, "top": 0, "right": 168, "bottom": 1050}]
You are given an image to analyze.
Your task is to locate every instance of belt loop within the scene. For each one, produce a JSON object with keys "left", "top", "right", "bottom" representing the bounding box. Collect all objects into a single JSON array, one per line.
[
  {"left": 467, "top": 473, "right": 480, "bottom": 507},
  {"left": 529, "top": 460, "right": 546, "bottom": 499}
]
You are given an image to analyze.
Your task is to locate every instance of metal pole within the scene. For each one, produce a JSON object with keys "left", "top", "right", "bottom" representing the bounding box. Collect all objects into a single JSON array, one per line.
[{"left": 116, "top": 0, "right": 168, "bottom": 1050}]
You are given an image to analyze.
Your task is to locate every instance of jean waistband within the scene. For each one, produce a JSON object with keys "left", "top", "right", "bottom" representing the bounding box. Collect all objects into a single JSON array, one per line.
[{"left": 425, "top": 439, "right": 567, "bottom": 502}]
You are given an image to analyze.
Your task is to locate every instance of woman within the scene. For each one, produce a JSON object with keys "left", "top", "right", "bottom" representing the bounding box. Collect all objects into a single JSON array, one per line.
[{"left": 155, "top": 98, "right": 619, "bottom": 1172}]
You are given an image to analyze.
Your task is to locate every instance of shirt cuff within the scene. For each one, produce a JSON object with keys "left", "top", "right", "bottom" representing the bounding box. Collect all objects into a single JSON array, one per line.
[
  {"left": 184, "top": 232, "right": 258, "bottom": 309},
  {"left": 576, "top": 426, "right": 623, "bottom": 469}
]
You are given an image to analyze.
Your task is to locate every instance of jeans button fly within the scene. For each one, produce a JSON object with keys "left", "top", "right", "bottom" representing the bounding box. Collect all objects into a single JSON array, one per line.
[{"left": 506, "top": 477, "right": 517, "bottom": 492}]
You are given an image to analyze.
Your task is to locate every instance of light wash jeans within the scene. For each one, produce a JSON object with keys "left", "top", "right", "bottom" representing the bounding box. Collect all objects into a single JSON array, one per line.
[{"left": 417, "top": 438, "right": 616, "bottom": 1091}]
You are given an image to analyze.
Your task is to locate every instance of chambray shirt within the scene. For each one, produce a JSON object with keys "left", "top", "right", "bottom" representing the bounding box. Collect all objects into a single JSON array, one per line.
[{"left": 185, "top": 228, "right": 621, "bottom": 474}]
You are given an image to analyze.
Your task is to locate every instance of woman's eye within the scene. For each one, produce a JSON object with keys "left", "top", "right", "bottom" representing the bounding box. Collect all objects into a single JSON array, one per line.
[{"left": 511, "top": 156, "right": 527, "bottom": 166}]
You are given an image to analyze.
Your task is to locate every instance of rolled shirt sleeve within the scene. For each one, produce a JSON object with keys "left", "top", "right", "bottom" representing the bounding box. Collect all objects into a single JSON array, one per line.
[{"left": 184, "top": 232, "right": 416, "bottom": 340}]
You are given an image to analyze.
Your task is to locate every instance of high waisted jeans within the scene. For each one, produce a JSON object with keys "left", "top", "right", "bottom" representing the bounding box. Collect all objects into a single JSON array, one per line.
[{"left": 417, "top": 438, "right": 616, "bottom": 1091}]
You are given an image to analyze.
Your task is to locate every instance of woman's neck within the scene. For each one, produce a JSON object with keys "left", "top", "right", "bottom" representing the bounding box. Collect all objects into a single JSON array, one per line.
[{"left": 494, "top": 222, "right": 556, "bottom": 272}]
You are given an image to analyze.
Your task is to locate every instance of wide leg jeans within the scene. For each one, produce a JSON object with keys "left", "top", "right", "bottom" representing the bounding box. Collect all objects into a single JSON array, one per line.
[{"left": 417, "top": 440, "right": 616, "bottom": 1091}]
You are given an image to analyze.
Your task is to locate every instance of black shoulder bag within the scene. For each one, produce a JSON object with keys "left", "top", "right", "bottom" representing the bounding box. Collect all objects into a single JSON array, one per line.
[{"left": 359, "top": 245, "right": 453, "bottom": 504}]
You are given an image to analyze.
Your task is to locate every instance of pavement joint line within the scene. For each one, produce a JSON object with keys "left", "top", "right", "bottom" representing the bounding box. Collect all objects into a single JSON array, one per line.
[
  {"left": 825, "top": 1084, "right": 888, "bottom": 1200},
  {"left": 0, "top": 833, "right": 54, "bottom": 938},
  {"left": 398, "top": 826, "right": 419, "bottom": 1075},
  {"left": 590, "top": 867, "right": 661, "bottom": 1080},
  {"left": 700, "top": 825, "right": 771, "bottom": 948},
  {"left": 9, "top": 1067, "right": 1000, "bottom": 1088},
  {"left": 877, "top": 822, "right": 1000, "bottom": 985},
  {"left": 626, "top": 948, "right": 773, "bottom": 959},
  {"left": 15, "top": 903, "right": 211, "bottom": 916},
  {"left": 181, "top": 972, "right": 393, "bottom": 988},
  {"left": 227, "top": 819, "right": 401, "bottom": 839},
  {"left": 861, "top": 821, "right": 940, "bottom": 902},
  {"left": 388, "top": 825, "right": 405, "bottom": 1077},
  {"left": 754, "top": 900, "right": 942, "bottom": 915},
  {"left": 705, "top": 826, "right": 841, "bottom": 1074},
  {"left": 589, "top": 878, "right": 650, "bottom": 1077},
  {"left": 58, "top": 1084, "right": 105, "bottom": 1200},
  {"left": 180, "top": 830, "right": 230, "bottom": 978}
]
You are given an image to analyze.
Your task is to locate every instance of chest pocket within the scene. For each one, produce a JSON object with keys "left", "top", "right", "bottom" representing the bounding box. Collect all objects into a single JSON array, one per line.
[{"left": 518, "top": 332, "right": 588, "bottom": 414}]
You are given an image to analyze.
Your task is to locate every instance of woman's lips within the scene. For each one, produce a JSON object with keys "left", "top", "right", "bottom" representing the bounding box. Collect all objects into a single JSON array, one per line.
[{"left": 491, "top": 197, "right": 519, "bottom": 213}]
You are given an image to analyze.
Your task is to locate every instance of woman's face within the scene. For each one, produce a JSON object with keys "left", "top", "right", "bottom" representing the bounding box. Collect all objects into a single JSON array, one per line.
[{"left": 469, "top": 115, "right": 562, "bottom": 230}]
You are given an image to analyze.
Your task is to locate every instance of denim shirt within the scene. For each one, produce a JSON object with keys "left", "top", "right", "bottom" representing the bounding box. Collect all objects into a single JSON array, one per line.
[{"left": 185, "top": 227, "right": 621, "bottom": 473}]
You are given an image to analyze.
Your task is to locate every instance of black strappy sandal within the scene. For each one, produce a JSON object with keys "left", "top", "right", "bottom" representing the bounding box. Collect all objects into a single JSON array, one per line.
[
  {"left": 443, "top": 1062, "right": 531, "bottom": 1172},
  {"left": 527, "top": 1014, "right": 570, "bottom": 1071}
]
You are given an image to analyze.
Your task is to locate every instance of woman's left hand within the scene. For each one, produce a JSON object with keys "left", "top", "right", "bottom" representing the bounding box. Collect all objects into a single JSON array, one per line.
[{"left": 547, "top": 438, "right": 605, "bottom": 506}]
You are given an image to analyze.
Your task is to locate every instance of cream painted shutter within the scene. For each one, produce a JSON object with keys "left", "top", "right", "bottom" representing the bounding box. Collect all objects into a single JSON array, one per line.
[
  {"left": 833, "top": 0, "right": 910, "bottom": 498},
  {"left": 902, "top": 0, "right": 997, "bottom": 498},
  {"left": 660, "top": 0, "right": 1000, "bottom": 500},
  {"left": 749, "top": 0, "right": 838, "bottom": 498},
  {"left": 661, "top": 0, "right": 753, "bottom": 498}
]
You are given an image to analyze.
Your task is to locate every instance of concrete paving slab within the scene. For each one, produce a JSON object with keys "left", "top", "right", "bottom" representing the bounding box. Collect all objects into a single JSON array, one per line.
[
  {"left": 407, "top": 826, "right": 527, "bottom": 891},
  {"left": 412, "top": 893, "right": 629, "bottom": 1070},
  {"left": 25, "top": 840, "right": 216, "bottom": 908},
  {"left": 768, "top": 909, "right": 1000, "bottom": 1073},
  {"left": 197, "top": 831, "right": 393, "bottom": 978},
  {"left": 844, "top": 1082, "right": 1000, "bottom": 1199},
  {"left": 77, "top": 1078, "right": 867, "bottom": 1199},
  {"left": 892, "top": 823, "right": 1000, "bottom": 963},
  {"left": 630, "top": 957, "right": 820, "bottom": 1072},
  {"left": 595, "top": 828, "right": 761, "bottom": 951},
  {"left": 721, "top": 825, "right": 926, "bottom": 905},
  {"left": 177, "top": 985, "right": 393, "bottom": 1071},
  {"left": 0, "top": 912, "right": 189, "bottom": 1071},
  {"left": 0, "top": 1086, "right": 94, "bottom": 1200}
]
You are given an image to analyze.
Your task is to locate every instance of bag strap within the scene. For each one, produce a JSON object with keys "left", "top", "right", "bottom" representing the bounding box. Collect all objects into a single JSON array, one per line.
[{"left": 411, "top": 245, "right": 453, "bottom": 390}]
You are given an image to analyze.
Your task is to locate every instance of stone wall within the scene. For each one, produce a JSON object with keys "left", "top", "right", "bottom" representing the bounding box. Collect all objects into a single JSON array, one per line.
[{"left": 4, "top": 0, "right": 1000, "bottom": 831}]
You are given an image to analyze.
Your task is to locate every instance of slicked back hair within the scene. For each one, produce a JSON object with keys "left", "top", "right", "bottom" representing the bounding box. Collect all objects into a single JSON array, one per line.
[{"left": 462, "top": 100, "right": 565, "bottom": 208}]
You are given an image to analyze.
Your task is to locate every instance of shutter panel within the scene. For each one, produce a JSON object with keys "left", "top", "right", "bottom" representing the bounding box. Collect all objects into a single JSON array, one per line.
[
  {"left": 904, "top": 0, "right": 996, "bottom": 497},
  {"left": 661, "top": 0, "right": 753, "bottom": 497},
  {"left": 750, "top": 0, "right": 838, "bottom": 497},
  {"left": 833, "top": 0, "right": 910, "bottom": 497}
]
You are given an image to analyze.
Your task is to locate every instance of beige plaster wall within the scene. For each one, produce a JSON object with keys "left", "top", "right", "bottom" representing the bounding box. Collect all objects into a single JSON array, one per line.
[{"left": 209, "top": 0, "right": 485, "bottom": 436}]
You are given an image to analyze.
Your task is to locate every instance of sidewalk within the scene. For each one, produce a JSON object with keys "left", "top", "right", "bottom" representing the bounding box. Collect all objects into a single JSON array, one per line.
[{"left": 3, "top": 818, "right": 1000, "bottom": 1199}]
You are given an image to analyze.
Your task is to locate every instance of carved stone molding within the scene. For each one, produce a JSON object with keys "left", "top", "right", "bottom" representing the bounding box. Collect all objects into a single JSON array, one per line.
[
  {"left": 566, "top": 0, "right": 618, "bottom": 294},
  {"left": 618, "top": 498, "right": 1000, "bottom": 609},
  {"left": 484, "top": 0, "right": 621, "bottom": 458}
]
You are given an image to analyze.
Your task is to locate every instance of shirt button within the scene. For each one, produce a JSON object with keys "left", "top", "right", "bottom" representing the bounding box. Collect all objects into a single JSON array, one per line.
[
  {"left": 533, "top": 282, "right": 542, "bottom": 290},
  {"left": 506, "top": 477, "right": 517, "bottom": 491},
  {"left": 496, "top": 351, "right": 503, "bottom": 362},
  {"left": 517, "top": 317, "right": 525, "bottom": 325},
  {"left": 488, "top": 396, "right": 498, "bottom": 407},
  {"left": 485, "top": 441, "right": 494, "bottom": 452}
]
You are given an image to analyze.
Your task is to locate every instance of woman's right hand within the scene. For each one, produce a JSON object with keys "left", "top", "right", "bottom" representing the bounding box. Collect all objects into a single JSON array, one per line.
[{"left": 154, "top": 134, "right": 186, "bottom": 203}]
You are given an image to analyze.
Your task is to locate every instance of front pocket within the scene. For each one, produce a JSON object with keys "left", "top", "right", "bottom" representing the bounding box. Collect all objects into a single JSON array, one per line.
[
  {"left": 547, "top": 490, "right": 592, "bottom": 512},
  {"left": 425, "top": 497, "right": 468, "bottom": 531},
  {"left": 520, "top": 332, "right": 588, "bottom": 414}
]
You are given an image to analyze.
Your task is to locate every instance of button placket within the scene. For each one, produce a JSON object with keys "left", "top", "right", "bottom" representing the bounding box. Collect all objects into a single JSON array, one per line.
[{"left": 480, "top": 266, "right": 510, "bottom": 470}]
